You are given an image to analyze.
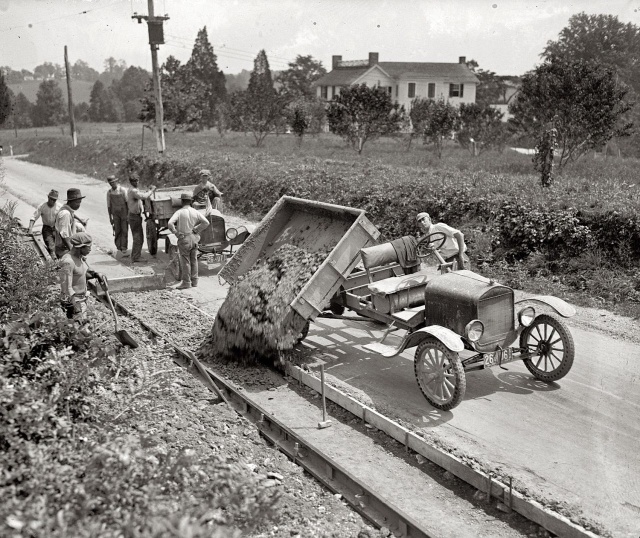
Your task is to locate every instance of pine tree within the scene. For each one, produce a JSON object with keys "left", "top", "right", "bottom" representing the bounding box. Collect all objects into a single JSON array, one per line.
[
  {"left": 13, "top": 92, "right": 33, "bottom": 128},
  {"left": 241, "top": 49, "right": 283, "bottom": 146},
  {"left": 186, "top": 27, "right": 226, "bottom": 127},
  {"left": 88, "top": 80, "right": 105, "bottom": 121}
]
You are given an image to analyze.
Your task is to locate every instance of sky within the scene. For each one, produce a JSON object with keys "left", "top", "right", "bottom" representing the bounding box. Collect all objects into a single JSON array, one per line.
[{"left": 1, "top": 0, "right": 639, "bottom": 76}]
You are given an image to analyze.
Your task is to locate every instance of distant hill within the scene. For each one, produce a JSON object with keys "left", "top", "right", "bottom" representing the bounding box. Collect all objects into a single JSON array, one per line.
[{"left": 8, "top": 80, "right": 94, "bottom": 105}]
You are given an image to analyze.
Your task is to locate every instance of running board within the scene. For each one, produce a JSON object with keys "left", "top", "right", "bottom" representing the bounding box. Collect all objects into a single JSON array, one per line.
[{"left": 362, "top": 341, "right": 403, "bottom": 357}]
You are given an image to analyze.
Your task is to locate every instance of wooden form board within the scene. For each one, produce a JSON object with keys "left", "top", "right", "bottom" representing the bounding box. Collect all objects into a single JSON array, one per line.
[{"left": 285, "top": 363, "right": 599, "bottom": 538}]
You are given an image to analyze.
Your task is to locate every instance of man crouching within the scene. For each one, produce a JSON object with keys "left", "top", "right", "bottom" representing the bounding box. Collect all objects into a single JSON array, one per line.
[{"left": 59, "top": 232, "right": 103, "bottom": 322}]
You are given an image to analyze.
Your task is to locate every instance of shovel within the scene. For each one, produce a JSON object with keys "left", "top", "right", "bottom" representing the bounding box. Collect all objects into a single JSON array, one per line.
[{"left": 97, "top": 275, "right": 139, "bottom": 348}]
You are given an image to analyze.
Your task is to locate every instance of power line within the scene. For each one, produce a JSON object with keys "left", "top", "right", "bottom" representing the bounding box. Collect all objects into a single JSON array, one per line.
[
  {"left": 165, "top": 33, "right": 296, "bottom": 64},
  {"left": 0, "top": 0, "right": 129, "bottom": 33},
  {"left": 163, "top": 41, "right": 291, "bottom": 69}
]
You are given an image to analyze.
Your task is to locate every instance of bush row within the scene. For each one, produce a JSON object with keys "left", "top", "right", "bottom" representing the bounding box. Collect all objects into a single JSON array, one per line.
[{"left": 119, "top": 154, "right": 640, "bottom": 268}]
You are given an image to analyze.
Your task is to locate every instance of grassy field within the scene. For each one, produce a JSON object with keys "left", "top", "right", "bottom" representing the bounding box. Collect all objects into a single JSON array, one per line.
[{"left": 3, "top": 123, "right": 639, "bottom": 318}]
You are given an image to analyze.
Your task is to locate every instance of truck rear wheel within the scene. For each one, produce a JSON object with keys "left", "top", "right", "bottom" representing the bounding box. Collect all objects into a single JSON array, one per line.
[
  {"left": 414, "top": 337, "right": 466, "bottom": 411},
  {"left": 520, "top": 314, "right": 574, "bottom": 382}
]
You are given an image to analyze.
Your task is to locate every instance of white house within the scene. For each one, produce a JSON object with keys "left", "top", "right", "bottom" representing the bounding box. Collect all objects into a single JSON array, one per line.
[{"left": 315, "top": 52, "right": 479, "bottom": 110}]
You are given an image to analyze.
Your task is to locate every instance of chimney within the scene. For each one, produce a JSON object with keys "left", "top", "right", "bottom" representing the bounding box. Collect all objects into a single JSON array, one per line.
[
  {"left": 459, "top": 56, "right": 466, "bottom": 64},
  {"left": 369, "top": 52, "right": 379, "bottom": 66},
  {"left": 332, "top": 55, "right": 342, "bottom": 69}
]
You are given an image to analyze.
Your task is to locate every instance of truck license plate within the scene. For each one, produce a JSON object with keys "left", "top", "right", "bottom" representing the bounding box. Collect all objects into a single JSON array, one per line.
[{"left": 484, "top": 348, "right": 514, "bottom": 368}]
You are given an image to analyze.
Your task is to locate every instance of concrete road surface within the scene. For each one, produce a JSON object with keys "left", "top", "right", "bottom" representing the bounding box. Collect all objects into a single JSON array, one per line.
[{"left": 3, "top": 156, "right": 640, "bottom": 537}]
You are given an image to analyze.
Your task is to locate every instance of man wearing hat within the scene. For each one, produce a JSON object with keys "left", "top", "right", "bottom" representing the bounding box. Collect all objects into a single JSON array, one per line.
[
  {"left": 416, "top": 212, "right": 469, "bottom": 270},
  {"left": 28, "top": 189, "right": 61, "bottom": 258},
  {"left": 168, "top": 192, "right": 210, "bottom": 289},
  {"left": 193, "top": 169, "right": 223, "bottom": 216},
  {"left": 126, "top": 174, "right": 156, "bottom": 263},
  {"left": 58, "top": 232, "right": 104, "bottom": 322},
  {"left": 106, "top": 175, "right": 129, "bottom": 256},
  {"left": 55, "top": 188, "right": 87, "bottom": 259}
]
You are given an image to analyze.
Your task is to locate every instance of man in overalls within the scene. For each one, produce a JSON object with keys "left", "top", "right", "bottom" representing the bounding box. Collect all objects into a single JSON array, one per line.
[
  {"left": 28, "top": 189, "right": 61, "bottom": 258},
  {"left": 55, "top": 188, "right": 87, "bottom": 259},
  {"left": 106, "top": 175, "right": 129, "bottom": 256}
]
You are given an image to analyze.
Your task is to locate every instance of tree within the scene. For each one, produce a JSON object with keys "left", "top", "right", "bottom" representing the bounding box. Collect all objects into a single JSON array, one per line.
[
  {"left": 541, "top": 13, "right": 640, "bottom": 157},
  {"left": 73, "top": 102, "right": 90, "bottom": 123},
  {"left": 0, "top": 73, "right": 12, "bottom": 126},
  {"left": 457, "top": 103, "right": 507, "bottom": 155},
  {"left": 111, "top": 66, "right": 150, "bottom": 122},
  {"left": 242, "top": 50, "right": 284, "bottom": 147},
  {"left": 33, "top": 62, "right": 56, "bottom": 80},
  {"left": 100, "top": 58, "right": 127, "bottom": 86},
  {"left": 542, "top": 13, "right": 640, "bottom": 93},
  {"left": 326, "top": 83, "right": 406, "bottom": 154},
  {"left": 140, "top": 56, "right": 205, "bottom": 130},
  {"left": 88, "top": 80, "right": 106, "bottom": 121},
  {"left": 275, "top": 55, "right": 326, "bottom": 99},
  {"left": 410, "top": 97, "right": 460, "bottom": 158},
  {"left": 72, "top": 60, "right": 100, "bottom": 82},
  {"left": 508, "top": 57, "right": 632, "bottom": 169},
  {"left": 283, "top": 96, "right": 326, "bottom": 144},
  {"left": 12, "top": 93, "right": 33, "bottom": 128},
  {"left": 466, "top": 59, "right": 507, "bottom": 107},
  {"left": 31, "top": 80, "right": 66, "bottom": 126},
  {"left": 186, "top": 27, "right": 227, "bottom": 128}
]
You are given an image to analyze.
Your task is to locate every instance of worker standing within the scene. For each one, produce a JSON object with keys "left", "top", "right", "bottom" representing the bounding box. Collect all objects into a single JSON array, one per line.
[
  {"left": 28, "top": 189, "right": 61, "bottom": 258},
  {"left": 55, "top": 188, "right": 87, "bottom": 259},
  {"left": 168, "top": 193, "right": 210, "bottom": 289},
  {"left": 58, "top": 232, "right": 103, "bottom": 322},
  {"left": 126, "top": 175, "right": 156, "bottom": 263},
  {"left": 106, "top": 175, "right": 129, "bottom": 257}
]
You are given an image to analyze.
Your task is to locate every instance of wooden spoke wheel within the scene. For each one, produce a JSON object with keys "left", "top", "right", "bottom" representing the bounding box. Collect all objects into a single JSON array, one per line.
[{"left": 520, "top": 314, "right": 575, "bottom": 382}]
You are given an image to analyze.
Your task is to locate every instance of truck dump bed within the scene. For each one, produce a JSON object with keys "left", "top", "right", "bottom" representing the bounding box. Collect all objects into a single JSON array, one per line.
[{"left": 219, "top": 196, "right": 380, "bottom": 321}]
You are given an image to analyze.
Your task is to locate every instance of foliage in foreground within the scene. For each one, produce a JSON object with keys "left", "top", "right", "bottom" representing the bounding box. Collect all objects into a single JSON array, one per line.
[{"left": 0, "top": 209, "right": 280, "bottom": 536}]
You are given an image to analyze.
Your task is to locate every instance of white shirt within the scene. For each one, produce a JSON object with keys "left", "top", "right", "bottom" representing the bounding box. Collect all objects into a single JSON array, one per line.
[
  {"left": 32, "top": 201, "right": 61, "bottom": 227},
  {"left": 431, "top": 222, "right": 466, "bottom": 259}
]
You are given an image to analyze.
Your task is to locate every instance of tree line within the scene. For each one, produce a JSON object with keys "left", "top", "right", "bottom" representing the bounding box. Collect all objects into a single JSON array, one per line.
[{"left": 1, "top": 13, "right": 639, "bottom": 172}]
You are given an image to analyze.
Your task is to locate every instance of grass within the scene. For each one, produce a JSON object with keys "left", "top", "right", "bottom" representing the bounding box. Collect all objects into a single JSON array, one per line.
[{"left": 2, "top": 123, "right": 639, "bottom": 318}]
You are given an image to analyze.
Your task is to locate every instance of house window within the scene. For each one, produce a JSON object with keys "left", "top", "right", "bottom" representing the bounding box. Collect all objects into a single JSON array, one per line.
[
  {"left": 387, "top": 87, "right": 392, "bottom": 96},
  {"left": 449, "top": 83, "right": 464, "bottom": 98},
  {"left": 408, "top": 82, "right": 416, "bottom": 98},
  {"left": 428, "top": 83, "right": 436, "bottom": 98},
  {"left": 321, "top": 86, "right": 328, "bottom": 99}
]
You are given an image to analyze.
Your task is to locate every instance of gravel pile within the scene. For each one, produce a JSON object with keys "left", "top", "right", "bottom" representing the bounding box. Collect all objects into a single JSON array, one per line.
[{"left": 199, "top": 244, "right": 327, "bottom": 365}]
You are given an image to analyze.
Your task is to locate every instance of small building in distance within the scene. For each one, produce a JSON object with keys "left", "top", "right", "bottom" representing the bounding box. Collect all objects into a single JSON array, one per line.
[{"left": 315, "top": 52, "right": 479, "bottom": 109}]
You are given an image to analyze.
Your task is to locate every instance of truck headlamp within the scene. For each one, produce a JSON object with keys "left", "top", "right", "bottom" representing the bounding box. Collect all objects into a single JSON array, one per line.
[
  {"left": 226, "top": 227, "right": 238, "bottom": 240},
  {"left": 518, "top": 306, "right": 535, "bottom": 327},
  {"left": 465, "top": 319, "right": 484, "bottom": 342}
]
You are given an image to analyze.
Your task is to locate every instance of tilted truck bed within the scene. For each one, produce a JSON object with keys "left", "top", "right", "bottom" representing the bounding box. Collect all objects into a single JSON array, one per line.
[{"left": 219, "top": 196, "right": 380, "bottom": 322}]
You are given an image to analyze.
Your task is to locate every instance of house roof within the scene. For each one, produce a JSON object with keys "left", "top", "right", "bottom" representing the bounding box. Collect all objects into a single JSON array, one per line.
[{"left": 315, "top": 62, "right": 479, "bottom": 86}]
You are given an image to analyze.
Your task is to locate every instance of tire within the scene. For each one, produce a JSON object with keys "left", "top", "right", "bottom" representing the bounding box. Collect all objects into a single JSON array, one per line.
[
  {"left": 330, "top": 303, "right": 345, "bottom": 316},
  {"left": 520, "top": 314, "right": 574, "bottom": 382},
  {"left": 146, "top": 219, "right": 158, "bottom": 255},
  {"left": 414, "top": 337, "right": 466, "bottom": 411}
]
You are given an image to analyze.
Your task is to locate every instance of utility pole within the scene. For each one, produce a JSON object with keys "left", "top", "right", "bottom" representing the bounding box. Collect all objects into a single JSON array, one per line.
[
  {"left": 64, "top": 46, "right": 77, "bottom": 147},
  {"left": 132, "top": 0, "right": 169, "bottom": 153}
]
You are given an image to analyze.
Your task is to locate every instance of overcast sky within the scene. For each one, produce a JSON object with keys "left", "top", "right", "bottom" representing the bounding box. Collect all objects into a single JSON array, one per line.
[{"left": 1, "top": 0, "right": 639, "bottom": 76}]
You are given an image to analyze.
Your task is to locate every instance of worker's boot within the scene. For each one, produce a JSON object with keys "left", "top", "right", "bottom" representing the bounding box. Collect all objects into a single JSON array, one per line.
[
  {"left": 191, "top": 278, "right": 198, "bottom": 288},
  {"left": 176, "top": 281, "right": 191, "bottom": 290}
]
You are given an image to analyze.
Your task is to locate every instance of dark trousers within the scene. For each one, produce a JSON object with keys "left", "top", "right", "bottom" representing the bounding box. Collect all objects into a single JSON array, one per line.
[
  {"left": 111, "top": 212, "right": 129, "bottom": 251},
  {"left": 178, "top": 233, "right": 199, "bottom": 285},
  {"left": 42, "top": 225, "right": 56, "bottom": 258},
  {"left": 129, "top": 213, "right": 144, "bottom": 261}
]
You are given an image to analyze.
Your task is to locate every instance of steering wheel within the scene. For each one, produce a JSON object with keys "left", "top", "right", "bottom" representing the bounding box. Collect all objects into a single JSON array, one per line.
[{"left": 416, "top": 231, "right": 447, "bottom": 258}]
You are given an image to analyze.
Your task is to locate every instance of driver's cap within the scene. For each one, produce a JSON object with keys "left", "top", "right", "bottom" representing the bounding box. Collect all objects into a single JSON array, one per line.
[{"left": 416, "top": 212, "right": 430, "bottom": 222}]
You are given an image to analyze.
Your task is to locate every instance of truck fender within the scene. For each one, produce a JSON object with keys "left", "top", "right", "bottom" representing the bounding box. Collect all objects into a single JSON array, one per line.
[
  {"left": 515, "top": 295, "right": 576, "bottom": 318},
  {"left": 403, "top": 326, "right": 465, "bottom": 353}
]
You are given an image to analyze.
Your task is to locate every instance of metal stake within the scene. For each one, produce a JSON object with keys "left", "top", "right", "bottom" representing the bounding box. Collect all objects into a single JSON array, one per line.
[{"left": 318, "top": 363, "right": 332, "bottom": 429}]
